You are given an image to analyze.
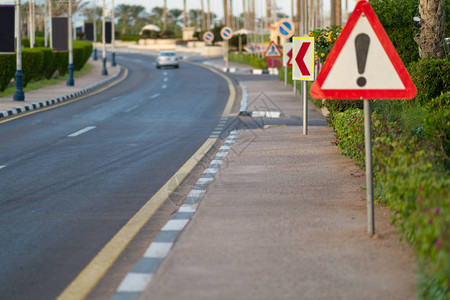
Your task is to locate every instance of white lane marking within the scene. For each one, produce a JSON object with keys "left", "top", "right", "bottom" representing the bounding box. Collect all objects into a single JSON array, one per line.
[
  {"left": 150, "top": 93, "right": 160, "bottom": 99},
  {"left": 68, "top": 126, "right": 96, "bottom": 137},
  {"left": 117, "top": 273, "right": 152, "bottom": 292},
  {"left": 163, "top": 78, "right": 168, "bottom": 82},
  {"left": 0, "top": 165, "right": 6, "bottom": 170},
  {"left": 125, "top": 105, "right": 139, "bottom": 113},
  {"left": 161, "top": 219, "right": 189, "bottom": 231},
  {"left": 143, "top": 242, "right": 173, "bottom": 258},
  {"left": 163, "top": 71, "right": 167, "bottom": 76},
  {"left": 162, "top": 85, "right": 167, "bottom": 89},
  {"left": 110, "top": 96, "right": 120, "bottom": 101}
]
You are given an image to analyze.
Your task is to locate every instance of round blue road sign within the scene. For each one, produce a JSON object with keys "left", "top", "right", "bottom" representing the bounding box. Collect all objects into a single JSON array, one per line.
[
  {"left": 220, "top": 26, "right": 233, "bottom": 40},
  {"left": 277, "top": 19, "right": 295, "bottom": 39}
]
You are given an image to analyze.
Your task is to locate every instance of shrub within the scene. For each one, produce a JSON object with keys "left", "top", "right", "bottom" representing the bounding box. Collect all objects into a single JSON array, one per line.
[
  {"left": 21, "top": 48, "right": 44, "bottom": 86},
  {"left": 228, "top": 52, "right": 268, "bottom": 69},
  {"left": 369, "top": 0, "right": 420, "bottom": 65},
  {"left": 0, "top": 54, "right": 16, "bottom": 92},
  {"left": 408, "top": 58, "right": 450, "bottom": 106},
  {"left": 54, "top": 51, "right": 68, "bottom": 76},
  {"left": 330, "top": 106, "right": 450, "bottom": 299},
  {"left": 34, "top": 47, "right": 57, "bottom": 80},
  {"left": 21, "top": 38, "right": 30, "bottom": 48},
  {"left": 308, "top": 25, "right": 343, "bottom": 63},
  {"left": 118, "top": 34, "right": 140, "bottom": 42},
  {"left": 423, "top": 92, "right": 450, "bottom": 166}
]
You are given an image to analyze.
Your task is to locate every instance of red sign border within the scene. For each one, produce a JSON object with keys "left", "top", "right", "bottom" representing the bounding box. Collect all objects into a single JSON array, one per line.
[
  {"left": 264, "top": 41, "right": 282, "bottom": 58},
  {"left": 310, "top": 1, "right": 416, "bottom": 100}
]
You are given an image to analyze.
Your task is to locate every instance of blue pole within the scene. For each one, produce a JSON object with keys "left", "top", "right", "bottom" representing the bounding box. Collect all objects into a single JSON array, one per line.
[
  {"left": 102, "top": 57, "right": 108, "bottom": 75},
  {"left": 111, "top": 52, "right": 116, "bottom": 66},
  {"left": 14, "top": 0, "right": 24, "bottom": 101},
  {"left": 93, "top": 48, "right": 98, "bottom": 60}
]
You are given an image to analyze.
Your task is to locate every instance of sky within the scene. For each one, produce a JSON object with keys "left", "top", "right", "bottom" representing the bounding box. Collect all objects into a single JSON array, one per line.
[{"left": 113, "top": 0, "right": 357, "bottom": 21}]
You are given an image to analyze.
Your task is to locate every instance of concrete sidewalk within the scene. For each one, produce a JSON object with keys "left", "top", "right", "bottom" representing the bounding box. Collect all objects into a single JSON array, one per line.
[
  {"left": 0, "top": 58, "right": 120, "bottom": 118},
  {"left": 137, "top": 75, "right": 417, "bottom": 299}
]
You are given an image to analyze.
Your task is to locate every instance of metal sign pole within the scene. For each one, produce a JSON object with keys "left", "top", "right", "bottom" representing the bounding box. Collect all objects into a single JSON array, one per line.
[
  {"left": 226, "top": 40, "right": 229, "bottom": 69},
  {"left": 302, "top": 80, "right": 308, "bottom": 135},
  {"left": 284, "top": 65, "right": 287, "bottom": 87},
  {"left": 364, "top": 99, "right": 375, "bottom": 236}
]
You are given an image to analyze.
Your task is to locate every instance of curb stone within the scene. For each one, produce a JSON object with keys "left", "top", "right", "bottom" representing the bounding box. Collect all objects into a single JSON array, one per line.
[{"left": 0, "top": 65, "right": 122, "bottom": 119}]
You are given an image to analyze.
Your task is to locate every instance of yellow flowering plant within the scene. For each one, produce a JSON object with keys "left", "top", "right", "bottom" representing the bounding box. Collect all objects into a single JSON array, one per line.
[{"left": 308, "top": 25, "right": 343, "bottom": 63}]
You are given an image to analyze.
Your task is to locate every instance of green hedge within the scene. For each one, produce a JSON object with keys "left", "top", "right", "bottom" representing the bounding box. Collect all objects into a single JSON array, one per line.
[
  {"left": 408, "top": 58, "right": 450, "bottom": 106},
  {"left": 73, "top": 40, "right": 93, "bottom": 70},
  {"left": 0, "top": 54, "right": 16, "bottom": 92},
  {"left": 369, "top": 0, "right": 420, "bottom": 66},
  {"left": 0, "top": 42, "right": 92, "bottom": 91},
  {"left": 229, "top": 52, "right": 269, "bottom": 69},
  {"left": 21, "top": 48, "right": 44, "bottom": 87},
  {"left": 54, "top": 51, "right": 69, "bottom": 76},
  {"left": 329, "top": 105, "right": 449, "bottom": 299},
  {"left": 34, "top": 47, "right": 57, "bottom": 80}
]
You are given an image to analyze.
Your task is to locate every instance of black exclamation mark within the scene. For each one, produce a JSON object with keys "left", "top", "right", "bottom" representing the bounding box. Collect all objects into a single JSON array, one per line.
[{"left": 355, "top": 33, "right": 370, "bottom": 87}]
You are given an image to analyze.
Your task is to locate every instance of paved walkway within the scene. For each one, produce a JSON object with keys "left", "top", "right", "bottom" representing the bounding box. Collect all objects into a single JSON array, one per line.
[
  {"left": 137, "top": 63, "right": 417, "bottom": 299},
  {"left": 0, "top": 58, "right": 119, "bottom": 113}
]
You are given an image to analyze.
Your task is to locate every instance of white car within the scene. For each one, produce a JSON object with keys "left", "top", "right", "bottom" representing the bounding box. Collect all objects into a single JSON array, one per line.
[{"left": 156, "top": 51, "right": 180, "bottom": 69}]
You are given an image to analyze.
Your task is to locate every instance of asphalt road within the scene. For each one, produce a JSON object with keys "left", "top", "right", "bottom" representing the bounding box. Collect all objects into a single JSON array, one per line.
[{"left": 0, "top": 54, "right": 230, "bottom": 299}]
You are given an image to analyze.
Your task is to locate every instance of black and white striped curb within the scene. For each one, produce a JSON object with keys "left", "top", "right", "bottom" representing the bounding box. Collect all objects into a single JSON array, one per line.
[
  {"left": 237, "top": 82, "right": 282, "bottom": 118},
  {"left": 111, "top": 129, "right": 239, "bottom": 300},
  {"left": 0, "top": 66, "right": 122, "bottom": 119},
  {"left": 239, "top": 82, "right": 249, "bottom": 115},
  {"left": 203, "top": 61, "right": 279, "bottom": 75}
]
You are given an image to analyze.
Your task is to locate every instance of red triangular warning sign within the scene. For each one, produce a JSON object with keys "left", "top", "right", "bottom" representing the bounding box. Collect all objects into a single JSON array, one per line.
[
  {"left": 310, "top": 0, "right": 416, "bottom": 100},
  {"left": 264, "top": 41, "right": 282, "bottom": 58}
]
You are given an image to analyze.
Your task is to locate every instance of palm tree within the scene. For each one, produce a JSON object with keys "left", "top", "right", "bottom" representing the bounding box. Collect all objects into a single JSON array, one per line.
[
  {"left": 200, "top": 0, "right": 206, "bottom": 31},
  {"left": 183, "top": 0, "right": 187, "bottom": 27},
  {"left": 151, "top": 6, "right": 163, "bottom": 28},
  {"left": 163, "top": 0, "right": 167, "bottom": 31},
  {"left": 414, "top": 0, "right": 445, "bottom": 58},
  {"left": 207, "top": 0, "right": 210, "bottom": 29},
  {"left": 223, "top": 0, "right": 228, "bottom": 26},
  {"left": 169, "top": 9, "right": 182, "bottom": 34}
]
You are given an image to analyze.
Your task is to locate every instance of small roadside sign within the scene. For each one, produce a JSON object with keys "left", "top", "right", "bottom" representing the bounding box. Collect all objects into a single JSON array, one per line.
[
  {"left": 292, "top": 37, "right": 315, "bottom": 81},
  {"left": 283, "top": 43, "right": 293, "bottom": 67},
  {"left": 203, "top": 31, "right": 214, "bottom": 44},
  {"left": 220, "top": 26, "right": 233, "bottom": 40},
  {"left": 277, "top": 19, "right": 295, "bottom": 39},
  {"left": 310, "top": 1, "right": 416, "bottom": 99},
  {"left": 264, "top": 41, "right": 282, "bottom": 58}
]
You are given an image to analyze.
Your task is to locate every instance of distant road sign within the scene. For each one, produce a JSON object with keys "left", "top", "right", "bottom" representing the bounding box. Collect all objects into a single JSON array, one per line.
[
  {"left": 203, "top": 31, "right": 214, "bottom": 44},
  {"left": 264, "top": 41, "right": 282, "bottom": 58},
  {"left": 277, "top": 19, "right": 295, "bottom": 39},
  {"left": 293, "top": 37, "right": 315, "bottom": 81},
  {"left": 220, "top": 27, "right": 233, "bottom": 40},
  {"left": 310, "top": 0, "right": 416, "bottom": 99},
  {"left": 283, "top": 43, "right": 293, "bottom": 67}
]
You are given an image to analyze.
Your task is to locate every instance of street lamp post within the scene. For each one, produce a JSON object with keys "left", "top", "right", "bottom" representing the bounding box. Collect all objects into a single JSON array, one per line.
[
  {"left": 101, "top": 0, "right": 107, "bottom": 75},
  {"left": 66, "top": 0, "right": 74, "bottom": 85},
  {"left": 14, "top": 0, "right": 24, "bottom": 101},
  {"left": 111, "top": 0, "right": 116, "bottom": 66}
]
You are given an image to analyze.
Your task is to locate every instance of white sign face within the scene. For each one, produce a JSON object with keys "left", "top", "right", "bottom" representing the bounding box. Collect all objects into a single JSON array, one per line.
[
  {"left": 264, "top": 41, "right": 282, "bottom": 58},
  {"left": 292, "top": 37, "right": 315, "bottom": 81},
  {"left": 283, "top": 43, "right": 293, "bottom": 67},
  {"left": 321, "top": 14, "right": 404, "bottom": 90}
]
